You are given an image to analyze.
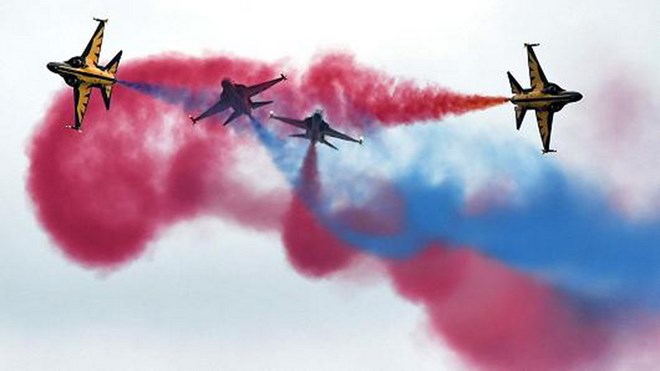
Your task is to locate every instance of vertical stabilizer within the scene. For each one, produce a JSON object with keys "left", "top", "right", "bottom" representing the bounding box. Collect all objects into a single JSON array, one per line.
[
  {"left": 507, "top": 71, "right": 523, "bottom": 94},
  {"left": 104, "top": 50, "right": 122, "bottom": 75},
  {"left": 100, "top": 50, "right": 122, "bottom": 110}
]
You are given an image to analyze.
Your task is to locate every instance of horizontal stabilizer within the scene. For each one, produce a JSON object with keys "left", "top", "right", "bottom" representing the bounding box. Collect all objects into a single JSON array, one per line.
[
  {"left": 223, "top": 110, "right": 242, "bottom": 126},
  {"left": 507, "top": 72, "right": 523, "bottom": 95},
  {"left": 252, "top": 101, "right": 273, "bottom": 109},
  {"left": 322, "top": 139, "right": 338, "bottom": 150}
]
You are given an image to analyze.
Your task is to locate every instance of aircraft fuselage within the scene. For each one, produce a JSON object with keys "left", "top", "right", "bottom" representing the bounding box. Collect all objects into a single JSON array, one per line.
[
  {"left": 511, "top": 88, "right": 582, "bottom": 112},
  {"left": 47, "top": 58, "right": 115, "bottom": 88},
  {"left": 226, "top": 84, "right": 252, "bottom": 114},
  {"left": 305, "top": 114, "right": 331, "bottom": 145},
  {"left": 310, "top": 114, "right": 322, "bottom": 143}
]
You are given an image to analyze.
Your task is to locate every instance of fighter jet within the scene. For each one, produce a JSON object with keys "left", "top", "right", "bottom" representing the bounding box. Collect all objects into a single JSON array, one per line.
[
  {"left": 47, "top": 18, "right": 123, "bottom": 132},
  {"left": 188, "top": 74, "right": 287, "bottom": 126},
  {"left": 508, "top": 43, "right": 582, "bottom": 153},
  {"left": 269, "top": 110, "right": 363, "bottom": 150}
]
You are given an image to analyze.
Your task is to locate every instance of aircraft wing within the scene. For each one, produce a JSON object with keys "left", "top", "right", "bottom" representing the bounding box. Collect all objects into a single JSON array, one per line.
[
  {"left": 193, "top": 99, "right": 230, "bottom": 122},
  {"left": 526, "top": 44, "right": 548, "bottom": 91},
  {"left": 73, "top": 83, "right": 93, "bottom": 129},
  {"left": 271, "top": 115, "right": 309, "bottom": 130},
  {"left": 324, "top": 127, "right": 361, "bottom": 143},
  {"left": 246, "top": 75, "right": 286, "bottom": 97},
  {"left": 535, "top": 110, "right": 554, "bottom": 152},
  {"left": 82, "top": 19, "right": 106, "bottom": 66}
]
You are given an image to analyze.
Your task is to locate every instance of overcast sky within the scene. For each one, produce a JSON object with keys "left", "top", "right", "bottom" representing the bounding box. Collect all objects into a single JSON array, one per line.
[{"left": 1, "top": 1, "right": 658, "bottom": 370}]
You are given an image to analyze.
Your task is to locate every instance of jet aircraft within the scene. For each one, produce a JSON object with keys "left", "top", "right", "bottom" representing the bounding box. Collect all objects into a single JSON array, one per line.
[
  {"left": 189, "top": 74, "right": 287, "bottom": 126},
  {"left": 47, "top": 18, "right": 123, "bottom": 132},
  {"left": 508, "top": 43, "right": 582, "bottom": 153},
  {"left": 269, "top": 110, "right": 363, "bottom": 150}
]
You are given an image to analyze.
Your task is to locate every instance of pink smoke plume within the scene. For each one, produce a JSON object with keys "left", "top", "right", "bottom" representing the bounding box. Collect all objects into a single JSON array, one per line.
[
  {"left": 300, "top": 53, "right": 508, "bottom": 127},
  {"left": 292, "top": 145, "right": 609, "bottom": 371},
  {"left": 27, "top": 52, "right": 609, "bottom": 370},
  {"left": 29, "top": 52, "right": 505, "bottom": 266},
  {"left": 387, "top": 246, "right": 608, "bottom": 371},
  {"left": 282, "top": 145, "right": 358, "bottom": 277}
]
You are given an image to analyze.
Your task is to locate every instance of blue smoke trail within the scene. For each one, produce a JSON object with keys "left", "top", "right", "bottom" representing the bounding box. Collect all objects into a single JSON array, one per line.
[
  {"left": 117, "top": 80, "right": 216, "bottom": 112},
  {"left": 120, "top": 82, "right": 660, "bottom": 308},
  {"left": 249, "top": 118, "right": 306, "bottom": 180},
  {"left": 334, "top": 168, "right": 659, "bottom": 306},
  {"left": 249, "top": 119, "right": 660, "bottom": 309}
]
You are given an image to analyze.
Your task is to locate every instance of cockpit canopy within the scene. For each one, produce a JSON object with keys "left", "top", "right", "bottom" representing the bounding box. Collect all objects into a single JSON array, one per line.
[
  {"left": 66, "top": 56, "right": 85, "bottom": 68},
  {"left": 543, "top": 83, "right": 565, "bottom": 95}
]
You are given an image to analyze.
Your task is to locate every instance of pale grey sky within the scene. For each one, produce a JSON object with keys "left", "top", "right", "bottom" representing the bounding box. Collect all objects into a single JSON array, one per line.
[{"left": 1, "top": 1, "right": 658, "bottom": 370}]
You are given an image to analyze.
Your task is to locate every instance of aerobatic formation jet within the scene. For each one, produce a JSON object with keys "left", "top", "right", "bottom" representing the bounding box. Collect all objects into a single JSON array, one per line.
[
  {"left": 269, "top": 110, "right": 363, "bottom": 150},
  {"left": 508, "top": 43, "right": 582, "bottom": 153},
  {"left": 47, "top": 18, "right": 123, "bottom": 132},
  {"left": 188, "top": 74, "right": 287, "bottom": 126}
]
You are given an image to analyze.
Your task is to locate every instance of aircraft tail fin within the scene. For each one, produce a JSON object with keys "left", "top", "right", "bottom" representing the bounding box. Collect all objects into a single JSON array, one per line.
[
  {"left": 104, "top": 50, "right": 123, "bottom": 76},
  {"left": 99, "top": 51, "right": 122, "bottom": 110},
  {"left": 514, "top": 106, "right": 527, "bottom": 130},
  {"left": 252, "top": 100, "right": 273, "bottom": 110},
  {"left": 507, "top": 71, "right": 523, "bottom": 95}
]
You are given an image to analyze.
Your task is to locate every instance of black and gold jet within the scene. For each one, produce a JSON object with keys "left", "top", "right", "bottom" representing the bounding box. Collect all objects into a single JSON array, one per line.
[
  {"left": 189, "top": 74, "right": 287, "bottom": 126},
  {"left": 508, "top": 43, "right": 582, "bottom": 153},
  {"left": 269, "top": 110, "right": 363, "bottom": 150},
  {"left": 47, "top": 18, "right": 123, "bottom": 132}
]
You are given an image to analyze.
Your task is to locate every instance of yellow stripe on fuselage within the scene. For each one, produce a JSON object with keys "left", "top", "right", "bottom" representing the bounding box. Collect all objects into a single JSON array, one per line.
[
  {"left": 510, "top": 91, "right": 570, "bottom": 109},
  {"left": 58, "top": 65, "right": 116, "bottom": 86}
]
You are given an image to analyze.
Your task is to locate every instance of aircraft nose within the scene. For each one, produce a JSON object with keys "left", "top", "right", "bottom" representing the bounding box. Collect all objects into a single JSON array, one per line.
[
  {"left": 573, "top": 92, "right": 583, "bottom": 102},
  {"left": 47, "top": 62, "right": 58, "bottom": 72}
]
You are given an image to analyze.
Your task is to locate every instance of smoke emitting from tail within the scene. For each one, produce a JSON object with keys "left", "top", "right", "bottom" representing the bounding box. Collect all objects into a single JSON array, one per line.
[{"left": 28, "top": 52, "right": 660, "bottom": 370}]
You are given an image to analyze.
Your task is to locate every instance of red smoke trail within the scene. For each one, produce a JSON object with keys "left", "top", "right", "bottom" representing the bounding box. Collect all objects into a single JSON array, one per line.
[
  {"left": 387, "top": 246, "right": 608, "bottom": 371},
  {"left": 287, "top": 146, "right": 609, "bottom": 370},
  {"left": 282, "top": 145, "right": 358, "bottom": 277},
  {"left": 29, "top": 52, "right": 505, "bottom": 266},
  {"left": 28, "top": 56, "right": 289, "bottom": 267},
  {"left": 299, "top": 53, "right": 508, "bottom": 128},
  {"left": 29, "top": 52, "right": 577, "bottom": 369}
]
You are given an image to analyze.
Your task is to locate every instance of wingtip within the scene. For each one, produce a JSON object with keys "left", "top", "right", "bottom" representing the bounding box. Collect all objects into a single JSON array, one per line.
[
  {"left": 358, "top": 136, "right": 364, "bottom": 145},
  {"left": 65, "top": 125, "right": 83, "bottom": 132},
  {"left": 269, "top": 110, "right": 276, "bottom": 118},
  {"left": 188, "top": 115, "right": 198, "bottom": 125}
]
